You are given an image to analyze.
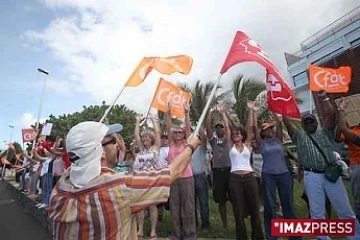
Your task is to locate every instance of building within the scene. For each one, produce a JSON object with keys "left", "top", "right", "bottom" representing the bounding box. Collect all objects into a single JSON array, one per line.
[{"left": 285, "top": 6, "right": 360, "bottom": 118}]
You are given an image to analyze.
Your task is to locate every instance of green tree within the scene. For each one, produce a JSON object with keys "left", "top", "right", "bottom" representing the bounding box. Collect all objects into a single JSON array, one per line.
[
  {"left": 46, "top": 102, "right": 137, "bottom": 145},
  {"left": 179, "top": 80, "right": 232, "bottom": 126},
  {"left": 231, "top": 74, "right": 303, "bottom": 126},
  {"left": 232, "top": 74, "right": 271, "bottom": 126}
]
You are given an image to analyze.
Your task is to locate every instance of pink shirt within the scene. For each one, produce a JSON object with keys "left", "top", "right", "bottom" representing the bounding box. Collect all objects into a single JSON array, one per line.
[{"left": 168, "top": 143, "right": 193, "bottom": 178}]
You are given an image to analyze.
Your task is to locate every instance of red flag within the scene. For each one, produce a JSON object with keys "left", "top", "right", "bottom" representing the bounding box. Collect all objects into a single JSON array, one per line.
[
  {"left": 220, "top": 31, "right": 300, "bottom": 118},
  {"left": 266, "top": 71, "right": 300, "bottom": 118}
]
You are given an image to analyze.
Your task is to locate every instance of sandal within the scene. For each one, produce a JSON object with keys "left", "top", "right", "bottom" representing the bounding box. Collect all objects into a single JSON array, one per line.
[
  {"left": 137, "top": 235, "right": 144, "bottom": 240},
  {"left": 149, "top": 236, "right": 157, "bottom": 240}
]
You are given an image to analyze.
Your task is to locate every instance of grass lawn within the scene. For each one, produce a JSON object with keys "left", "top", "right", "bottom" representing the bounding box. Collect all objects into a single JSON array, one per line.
[{"left": 143, "top": 179, "right": 354, "bottom": 239}]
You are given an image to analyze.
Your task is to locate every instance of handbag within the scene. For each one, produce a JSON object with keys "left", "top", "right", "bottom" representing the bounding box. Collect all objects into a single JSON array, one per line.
[{"left": 306, "top": 134, "right": 342, "bottom": 183}]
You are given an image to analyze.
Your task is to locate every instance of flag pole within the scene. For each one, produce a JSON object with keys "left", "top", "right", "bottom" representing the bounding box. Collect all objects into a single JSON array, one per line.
[
  {"left": 193, "top": 74, "right": 222, "bottom": 136},
  {"left": 141, "top": 78, "right": 162, "bottom": 127},
  {"left": 99, "top": 85, "right": 126, "bottom": 123}
]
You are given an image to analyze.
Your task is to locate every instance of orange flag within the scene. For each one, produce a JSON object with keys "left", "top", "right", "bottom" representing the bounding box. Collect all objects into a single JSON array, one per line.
[
  {"left": 309, "top": 65, "right": 352, "bottom": 93},
  {"left": 125, "top": 55, "right": 193, "bottom": 87},
  {"left": 151, "top": 78, "right": 191, "bottom": 118}
]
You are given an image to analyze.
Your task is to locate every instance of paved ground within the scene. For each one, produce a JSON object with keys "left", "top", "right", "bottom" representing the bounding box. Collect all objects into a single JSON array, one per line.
[{"left": 0, "top": 181, "right": 51, "bottom": 240}]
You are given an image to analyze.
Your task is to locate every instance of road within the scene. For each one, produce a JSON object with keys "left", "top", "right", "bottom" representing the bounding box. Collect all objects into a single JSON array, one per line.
[{"left": 0, "top": 182, "right": 51, "bottom": 240}]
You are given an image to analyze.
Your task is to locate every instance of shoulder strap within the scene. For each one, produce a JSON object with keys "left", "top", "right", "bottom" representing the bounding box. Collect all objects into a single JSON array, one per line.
[{"left": 306, "top": 133, "right": 330, "bottom": 165}]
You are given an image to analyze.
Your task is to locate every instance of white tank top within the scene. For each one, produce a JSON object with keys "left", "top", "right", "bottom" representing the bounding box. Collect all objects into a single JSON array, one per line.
[{"left": 229, "top": 145, "right": 253, "bottom": 173}]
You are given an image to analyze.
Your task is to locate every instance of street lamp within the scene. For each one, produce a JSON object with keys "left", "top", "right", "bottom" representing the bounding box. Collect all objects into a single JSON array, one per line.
[
  {"left": 8, "top": 125, "right": 14, "bottom": 143},
  {"left": 30, "top": 68, "right": 50, "bottom": 156}
]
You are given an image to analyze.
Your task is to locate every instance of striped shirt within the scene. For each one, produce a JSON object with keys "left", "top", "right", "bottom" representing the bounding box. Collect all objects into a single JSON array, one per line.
[
  {"left": 290, "top": 127, "right": 337, "bottom": 171},
  {"left": 48, "top": 167, "right": 171, "bottom": 240}
]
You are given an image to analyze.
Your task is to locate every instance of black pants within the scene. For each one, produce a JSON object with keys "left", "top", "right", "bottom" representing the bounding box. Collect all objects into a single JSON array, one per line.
[
  {"left": 15, "top": 170, "right": 23, "bottom": 183},
  {"left": 230, "top": 173, "right": 264, "bottom": 240},
  {"left": 53, "top": 176, "right": 61, "bottom": 188}
]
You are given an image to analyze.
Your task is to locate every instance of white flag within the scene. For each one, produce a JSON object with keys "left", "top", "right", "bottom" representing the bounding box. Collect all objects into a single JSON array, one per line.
[{"left": 41, "top": 123, "right": 53, "bottom": 136}]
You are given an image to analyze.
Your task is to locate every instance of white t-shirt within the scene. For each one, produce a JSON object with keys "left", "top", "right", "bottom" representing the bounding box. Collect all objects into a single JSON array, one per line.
[
  {"left": 22, "top": 157, "right": 28, "bottom": 167},
  {"left": 229, "top": 145, "right": 253, "bottom": 173},
  {"left": 158, "top": 146, "right": 170, "bottom": 168},
  {"left": 40, "top": 158, "right": 52, "bottom": 176},
  {"left": 32, "top": 162, "right": 40, "bottom": 172}
]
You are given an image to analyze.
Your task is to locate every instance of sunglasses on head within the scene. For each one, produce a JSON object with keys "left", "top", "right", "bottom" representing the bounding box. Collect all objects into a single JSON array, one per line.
[{"left": 102, "top": 137, "right": 117, "bottom": 147}]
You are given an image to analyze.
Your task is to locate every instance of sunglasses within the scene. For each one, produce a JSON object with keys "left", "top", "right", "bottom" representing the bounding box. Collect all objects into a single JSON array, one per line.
[
  {"left": 173, "top": 131, "right": 184, "bottom": 135},
  {"left": 303, "top": 119, "right": 315, "bottom": 124},
  {"left": 161, "top": 136, "right": 168, "bottom": 140},
  {"left": 232, "top": 132, "right": 241, "bottom": 136},
  {"left": 102, "top": 137, "right": 117, "bottom": 147}
]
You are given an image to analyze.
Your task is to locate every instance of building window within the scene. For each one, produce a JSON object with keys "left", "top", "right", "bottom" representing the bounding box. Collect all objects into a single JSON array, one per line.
[
  {"left": 351, "top": 38, "right": 360, "bottom": 47},
  {"left": 293, "top": 71, "right": 308, "bottom": 87}
]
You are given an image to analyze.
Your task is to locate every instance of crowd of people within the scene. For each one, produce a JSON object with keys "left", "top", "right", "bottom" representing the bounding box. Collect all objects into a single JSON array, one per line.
[{"left": 4, "top": 92, "right": 360, "bottom": 240}]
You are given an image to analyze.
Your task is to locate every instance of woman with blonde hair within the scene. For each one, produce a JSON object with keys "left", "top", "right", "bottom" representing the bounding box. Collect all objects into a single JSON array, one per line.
[{"left": 133, "top": 115, "right": 161, "bottom": 240}]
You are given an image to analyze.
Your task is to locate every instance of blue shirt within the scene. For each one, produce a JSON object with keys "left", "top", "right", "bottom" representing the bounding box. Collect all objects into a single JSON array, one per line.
[
  {"left": 191, "top": 146, "right": 207, "bottom": 175},
  {"left": 260, "top": 137, "right": 288, "bottom": 174}
]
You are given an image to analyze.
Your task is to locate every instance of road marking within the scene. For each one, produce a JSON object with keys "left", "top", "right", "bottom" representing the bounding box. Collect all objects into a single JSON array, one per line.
[{"left": 0, "top": 199, "right": 15, "bottom": 206}]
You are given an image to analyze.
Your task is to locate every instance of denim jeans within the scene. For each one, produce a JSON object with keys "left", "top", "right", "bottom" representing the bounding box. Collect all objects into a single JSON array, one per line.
[
  {"left": 41, "top": 173, "right": 53, "bottom": 205},
  {"left": 194, "top": 173, "right": 210, "bottom": 230},
  {"left": 304, "top": 171, "right": 360, "bottom": 240},
  {"left": 21, "top": 171, "right": 26, "bottom": 190},
  {"left": 262, "top": 172, "right": 301, "bottom": 240},
  {"left": 350, "top": 165, "right": 360, "bottom": 223}
]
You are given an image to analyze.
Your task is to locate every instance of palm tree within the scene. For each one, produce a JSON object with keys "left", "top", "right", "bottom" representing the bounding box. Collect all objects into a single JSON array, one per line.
[
  {"left": 231, "top": 74, "right": 303, "bottom": 126},
  {"left": 232, "top": 74, "right": 270, "bottom": 125},
  {"left": 179, "top": 80, "right": 232, "bottom": 126}
]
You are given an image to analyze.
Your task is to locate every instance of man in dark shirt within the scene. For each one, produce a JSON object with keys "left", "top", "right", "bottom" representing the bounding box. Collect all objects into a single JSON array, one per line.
[{"left": 206, "top": 107, "right": 231, "bottom": 228}]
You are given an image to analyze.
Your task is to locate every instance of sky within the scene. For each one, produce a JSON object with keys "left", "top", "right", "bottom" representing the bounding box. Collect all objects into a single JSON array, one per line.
[{"left": 0, "top": 0, "right": 359, "bottom": 146}]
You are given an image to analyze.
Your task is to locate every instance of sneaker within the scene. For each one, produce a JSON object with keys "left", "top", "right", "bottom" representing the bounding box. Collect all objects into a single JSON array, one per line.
[
  {"left": 201, "top": 228, "right": 209, "bottom": 233},
  {"left": 39, "top": 204, "right": 49, "bottom": 209},
  {"left": 259, "top": 205, "right": 264, "bottom": 213}
]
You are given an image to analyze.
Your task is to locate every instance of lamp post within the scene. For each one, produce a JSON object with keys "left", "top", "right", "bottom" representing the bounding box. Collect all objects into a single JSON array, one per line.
[
  {"left": 8, "top": 125, "right": 14, "bottom": 143},
  {"left": 30, "top": 69, "right": 49, "bottom": 156}
]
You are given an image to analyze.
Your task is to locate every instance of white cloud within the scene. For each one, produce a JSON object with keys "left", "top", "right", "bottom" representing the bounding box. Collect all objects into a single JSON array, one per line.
[
  {"left": 24, "top": 0, "right": 359, "bottom": 114},
  {"left": 16, "top": 113, "right": 47, "bottom": 128}
]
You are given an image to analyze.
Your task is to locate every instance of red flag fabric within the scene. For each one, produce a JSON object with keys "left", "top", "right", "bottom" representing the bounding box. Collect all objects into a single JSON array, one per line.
[{"left": 220, "top": 31, "right": 301, "bottom": 118}]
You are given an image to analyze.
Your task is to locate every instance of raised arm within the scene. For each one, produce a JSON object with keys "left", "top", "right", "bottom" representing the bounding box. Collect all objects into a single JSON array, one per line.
[
  {"left": 318, "top": 91, "right": 336, "bottom": 130},
  {"left": 250, "top": 101, "right": 262, "bottom": 146},
  {"left": 273, "top": 113, "right": 283, "bottom": 143},
  {"left": 134, "top": 115, "right": 144, "bottom": 151},
  {"left": 218, "top": 105, "right": 232, "bottom": 145},
  {"left": 206, "top": 107, "right": 215, "bottom": 139},
  {"left": 283, "top": 117, "right": 296, "bottom": 137},
  {"left": 32, "top": 149, "right": 47, "bottom": 162},
  {"left": 166, "top": 102, "right": 173, "bottom": 144},
  {"left": 198, "top": 128, "right": 207, "bottom": 147},
  {"left": 149, "top": 115, "right": 161, "bottom": 149},
  {"left": 183, "top": 101, "right": 191, "bottom": 138},
  {"left": 46, "top": 138, "right": 63, "bottom": 156},
  {"left": 338, "top": 98, "right": 360, "bottom": 145}
]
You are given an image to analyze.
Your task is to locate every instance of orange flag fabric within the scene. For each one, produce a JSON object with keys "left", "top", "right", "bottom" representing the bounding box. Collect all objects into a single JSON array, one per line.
[
  {"left": 125, "top": 55, "right": 193, "bottom": 87},
  {"left": 309, "top": 65, "right": 351, "bottom": 93},
  {"left": 151, "top": 78, "right": 191, "bottom": 118}
]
